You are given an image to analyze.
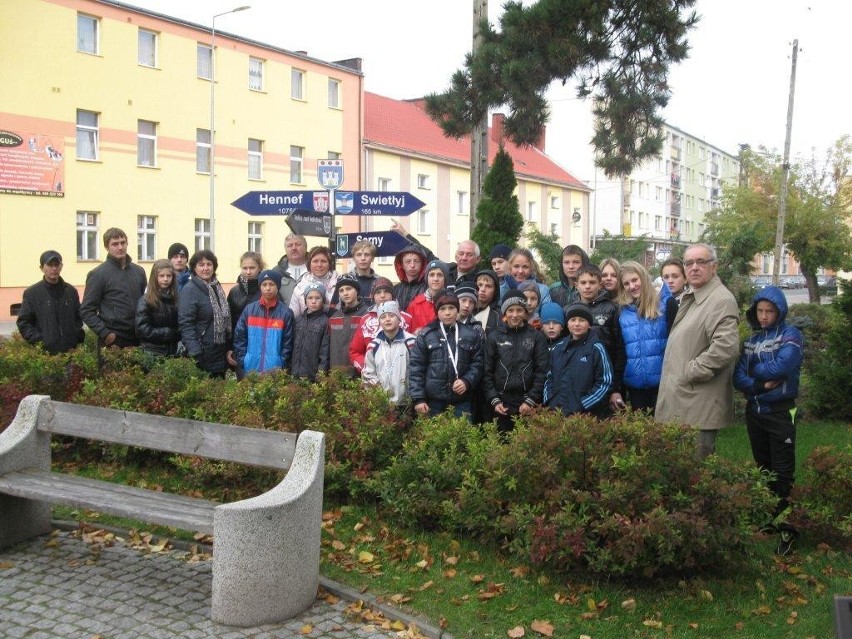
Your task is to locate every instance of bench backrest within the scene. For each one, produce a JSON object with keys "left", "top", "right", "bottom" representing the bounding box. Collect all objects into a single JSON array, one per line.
[{"left": 38, "top": 401, "right": 296, "bottom": 470}]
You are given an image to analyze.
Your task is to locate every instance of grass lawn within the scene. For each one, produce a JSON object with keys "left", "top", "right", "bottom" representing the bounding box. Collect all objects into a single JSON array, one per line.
[{"left": 51, "top": 419, "right": 851, "bottom": 638}]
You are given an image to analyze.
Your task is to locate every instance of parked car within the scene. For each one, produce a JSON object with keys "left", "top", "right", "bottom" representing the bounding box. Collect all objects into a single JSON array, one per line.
[{"left": 751, "top": 275, "right": 772, "bottom": 288}]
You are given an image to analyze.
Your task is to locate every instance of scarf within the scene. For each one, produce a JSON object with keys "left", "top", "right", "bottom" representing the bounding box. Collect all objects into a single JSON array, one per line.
[{"left": 205, "top": 277, "right": 231, "bottom": 345}]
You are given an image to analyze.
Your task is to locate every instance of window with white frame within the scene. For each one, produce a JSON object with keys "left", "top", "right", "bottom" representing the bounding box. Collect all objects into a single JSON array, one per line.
[
  {"left": 137, "top": 215, "right": 157, "bottom": 261},
  {"left": 638, "top": 212, "right": 646, "bottom": 228},
  {"left": 328, "top": 78, "right": 341, "bottom": 108},
  {"left": 654, "top": 215, "right": 662, "bottom": 231},
  {"left": 194, "top": 218, "right": 211, "bottom": 251},
  {"left": 550, "top": 223, "right": 558, "bottom": 236},
  {"left": 327, "top": 151, "right": 341, "bottom": 160},
  {"left": 76, "top": 212, "right": 99, "bottom": 260},
  {"left": 377, "top": 178, "right": 391, "bottom": 191},
  {"left": 196, "top": 129, "right": 211, "bottom": 173},
  {"left": 655, "top": 186, "right": 662, "bottom": 201},
  {"left": 248, "top": 138, "right": 263, "bottom": 179},
  {"left": 417, "top": 209, "right": 429, "bottom": 234},
  {"left": 248, "top": 221, "right": 263, "bottom": 253},
  {"left": 77, "top": 14, "right": 99, "bottom": 54},
  {"left": 457, "top": 191, "right": 468, "bottom": 215},
  {"left": 249, "top": 57, "right": 264, "bottom": 91},
  {"left": 526, "top": 201, "right": 537, "bottom": 223},
  {"left": 550, "top": 195, "right": 560, "bottom": 209},
  {"left": 138, "top": 28, "right": 157, "bottom": 67},
  {"left": 290, "top": 145, "right": 303, "bottom": 183},
  {"left": 197, "top": 44, "right": 212, "bottom": 80},
  {"left": 291, "top": 68, "right": 305, "bottom": 99},
  {"left": 76, "top": 110, "right": 99, "bottom": 160},
  {"left": 417, "top": 174, "right": 430, "bottom": 190},
  {"left": 137, "top": 120, "right": 157, "bottom": 167}
]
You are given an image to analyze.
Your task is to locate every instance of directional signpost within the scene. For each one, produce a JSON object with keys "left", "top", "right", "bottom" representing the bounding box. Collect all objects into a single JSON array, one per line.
[
  {"left": 285, "top": 211, "right": 332, "bottom": 238},
  {"left": 335, "top": 231, "right": 411, "bottom": 259},
  {"left": 334, "top": 191, "right": 424, "bottom": 216},
  {"left": 230, "top": 190, "right": 317, "bottom": 216}
]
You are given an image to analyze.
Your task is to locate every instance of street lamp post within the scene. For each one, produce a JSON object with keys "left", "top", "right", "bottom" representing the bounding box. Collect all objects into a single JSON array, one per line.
[{"left": 209, "top": 5, "right": 250, "bottom": 254}]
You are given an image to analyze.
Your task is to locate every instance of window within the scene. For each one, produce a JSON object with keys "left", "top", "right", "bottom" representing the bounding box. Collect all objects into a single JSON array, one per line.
[
  {"left": 248, "top": 221, "right": 263, "bottom": 253},
  {"left": 291, "top": 68, "right": 305, "bottom": 99},
  {"left": 138, "top": 28, "right": 157, "bottom": 67},
  {"left": 328, "top": 78, "right": 341, "bottom": 108},
  {"left": 137, "top": 120, "right": 157, "bottom": 167},
  {"left": 196, "top": 129, "right": 211, "bottom": 173},
  {"left": 417, "top": 209, "right": 429, "bottom": 234},
  {"left": 638, "top": 182, "right": 645, "bottom": 197},
  {"left": 457, "top": 191, "right": 468, "bottom": 216},
  {"left": 655, "top": 186, "right": 662, "bottom": 201},
  {"left": 550, "top": 196, "right": 560, "bottom": 209},
  {"left": 77, "top": 14, "right": 99, "bottom": 54},
  {"left": 289, "top": 145, "right": 303, "bottom": 183},
  {"left": 137, "top": 215, "right": 156, "bottom": 261},
  {"left": 417, "top": 174, "right": 430, "bottom": 190},
  {"left": 249, "top": 57, "right": 264, "bottom": 91},
  {"left": 248, "top": 138, "right": 263, "bottom": 180},
  {"left": 655, "top": 215, "right": 662, "bottom": 231},
  {"left": 638, "top": 212, "right": 646, "bottom": 228},
  {"left": 76, "top": 110, "right": 99, "bottom": 160},
  {"left": 377, "top": 178, "right": 391, "bottom": 191},
  {"left": 76, "top": 212, "right": 98, "bottom": 260},
  {"left": 197, "top": 44, "right": 212, "bottom": 80},
  {"left": 327, "top": 151, "right": 341, "bottom": 160},
  {"left": 526, "top": 201, "right": 537, "bottom": 223},
  {"left": 194, "top": 218, "right": 211, "bottom": 251}
]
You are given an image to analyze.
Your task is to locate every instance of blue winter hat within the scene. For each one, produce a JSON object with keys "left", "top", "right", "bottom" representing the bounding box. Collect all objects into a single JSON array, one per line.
[
  {"left": 539, "top": 302, "right": 565, "bottom": 326},
  {"left": 257, "top": 269, "right": 282, "bottom": 289},
  {"left": 425, "top": 259, "right": 450, "bottom": 282}
]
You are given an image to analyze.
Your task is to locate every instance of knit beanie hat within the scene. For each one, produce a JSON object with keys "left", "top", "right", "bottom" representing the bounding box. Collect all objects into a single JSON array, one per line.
[
  {"left": 539, "top": 302, "right": 565, "bottom": 326},
  {"left": 517, "top": 279, "right": 541, "bottom": 300},
  {"left": 335, "top": 273, "right": 360, "bottom": 295},
  {"left": 425, "top": 259, "right": 450, "bottom": 282},
  {"left": 488, "top": 243, "right": 511, "bottom": 261},
  {"left": 433, "top": 290, "right": 460, "bottom": 312},
  {"left": 257, "top": 269, "right": 282, "bottom": 289},
  {"left": 564, "top": 302, "right": 593, "bottom": 324},
  {"left": 375, "top": 300, "right": 402, "bottom": 320},
  {"left": 167, "top": 242, "right": 189, "bottom": 259},
  {"left": 303, "top": 282, "right": 325, "bottom": 300},
  {"left": 371, "top": 277, "right": 394, "bottom": 297},
  {"left": 454, "top": 283, "right": 478, "bottom": 302},
  {"left": 500, "top": 289, "right": 527, "bottom": 315}
]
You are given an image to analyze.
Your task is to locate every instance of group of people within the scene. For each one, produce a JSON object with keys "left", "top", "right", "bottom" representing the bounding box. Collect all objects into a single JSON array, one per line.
[{"left": 16, "top": 226, "right": 803, "bottom": 554}]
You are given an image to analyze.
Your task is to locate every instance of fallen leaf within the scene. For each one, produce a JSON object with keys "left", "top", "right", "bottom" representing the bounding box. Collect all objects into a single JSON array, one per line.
[
  {"left": 332, "top": 540, "right": 346, "bottom": 550},
  {"left": 444, "top": 555, "right": 459, "bottom": 565},
  {"left": 507, "top": 626, "right": 525, "bottom": 638},
  {"left": 699, "top": 590, "right": 713, "bottom": 601},
  {"left": 643, "top": 619, "right": 663, "bottom": 628},
  {"left": 299, "top": 623, "right": 312, "bottom": 634},
  {"left": 470, "top": 574, "right": 485, "bottom": 584},
  {"left": 587, "top": 597, "right": 597, "bottom": 611},
  {"left": 415, "top": 559, "right": 429, "bottom": 570},
  {"left": 419, "top": 580, "right": 434, "bottom": 591},
  {"left": 443, "top": 568, "right": 457, "bottom": 579},
  {"left": 752, "top": 605, "right": 772, "bottom": 616},
  {"left": 530, "top": 619, "right": 554, "bottom": 636},
  {"left": 787, "top": 611, "right": 798, "bottom": 625},
  {"left": 621, "top": 598, "right": 636, "bottom": 611},
  {"left": 358, "top": 551, "right": 375, "bottom": 564},
  {"left": 0, "top": 561, "right": 14, "bottom": 570},
  {"left": 510, "top": 565, "right": 530, "bottom": 578},
  {"left": 689, "top": 622, "right": 699, "bottom": 629},
  {"left": 734, "top": 622, "right": 745, "bottom": 630}
]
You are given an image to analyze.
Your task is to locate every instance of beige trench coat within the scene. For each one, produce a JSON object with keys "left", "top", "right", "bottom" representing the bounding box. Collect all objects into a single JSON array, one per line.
[{"left": 656, "top": 275, "right": 740, "bottom": 430}]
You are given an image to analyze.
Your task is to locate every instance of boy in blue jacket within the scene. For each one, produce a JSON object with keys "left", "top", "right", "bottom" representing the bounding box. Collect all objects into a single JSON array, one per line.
[
  {"left": 734, "top": 286, "right": 803, "bottom": 556},
  {"left": 546, "top": 303, "right": 613, "bottom": 417},
  {"left": 233, "top": 270, "right": 294, "bottom": 375}
]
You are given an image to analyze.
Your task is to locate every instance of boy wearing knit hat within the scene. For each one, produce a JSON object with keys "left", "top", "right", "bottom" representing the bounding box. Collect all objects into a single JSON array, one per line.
[
  {"left": 545, "top": 303, "right": 613, "bottom": 416},
  {"left": 290, "top": 283, "right": 330, "bottom": 381},
  {"left": 454, "top": 283, "right": 479, "bottom": 324},
  {"left": 232, "top": 269, "right": 294, "bottom": 375},
  {"left": 538, "top": 301, "right": 565, "bottom": 347},
  {"left": 329, "top": 274, "right": 369, "bottom": 378},
  {"left": 362, "top": 301, "right": 417, "bottom": 410},
  {"left": 167, "top": 242, "right": 191, "bottom": 290},
  {"left": 488, "top": 244, "right": 512, "bottom": 277},
  {"left": 408, "top": 259, "right": 450, "bottom": 334},
  {"left": 409, "top": 290, "right": 484, "bottom": 419},
  {"left": 482, "top": 289, "right": 550, "bottom": 435}
]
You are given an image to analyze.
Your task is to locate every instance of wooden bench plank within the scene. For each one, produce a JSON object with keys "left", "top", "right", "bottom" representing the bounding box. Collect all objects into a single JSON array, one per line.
[
  {"left": 40, "top": 402, "right": 296, "bottom": 470},
  {"left": 0, "top": 469, "right": 216, "bottom": 534}
]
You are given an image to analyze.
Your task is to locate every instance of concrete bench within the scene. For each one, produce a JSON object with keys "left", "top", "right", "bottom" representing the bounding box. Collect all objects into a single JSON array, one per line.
[{"left": 0, "top": 394, "right": 325, "bottom": 627}]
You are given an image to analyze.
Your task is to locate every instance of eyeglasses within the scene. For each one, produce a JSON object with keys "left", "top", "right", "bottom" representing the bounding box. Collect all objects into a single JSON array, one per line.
[{"left": 684, "top": 258, "right": 715, "bottom": 268}]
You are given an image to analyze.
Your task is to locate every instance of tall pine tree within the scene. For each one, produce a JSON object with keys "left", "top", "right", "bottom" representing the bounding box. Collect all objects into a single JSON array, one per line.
[{"left": 471, "top": 146, "right": 522, "bottom": 266}]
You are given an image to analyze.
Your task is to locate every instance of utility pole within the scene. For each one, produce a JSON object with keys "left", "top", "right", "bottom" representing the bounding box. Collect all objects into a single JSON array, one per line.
[
  {"left": 773, "top": 39, "right": 798, "bottom": 285},
  {"left": 469, "top": 0, "right": 489, "bottom": 235}
]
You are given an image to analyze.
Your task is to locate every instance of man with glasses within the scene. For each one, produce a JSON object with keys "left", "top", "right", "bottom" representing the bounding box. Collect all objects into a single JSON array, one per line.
[{"left": 656, "top": 243, "right": 740, "bottom": 460}]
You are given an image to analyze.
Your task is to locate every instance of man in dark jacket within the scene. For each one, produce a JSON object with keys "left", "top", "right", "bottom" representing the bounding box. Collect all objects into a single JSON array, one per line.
[
  {"left": 548, "top": 244, "right": 590, "bottom": 307},
  {"left": 80, "top": 228, "right": 147, "bottom": 348},
  {"left": 17, "top": 250, "right": 85, "bottom": 354}
]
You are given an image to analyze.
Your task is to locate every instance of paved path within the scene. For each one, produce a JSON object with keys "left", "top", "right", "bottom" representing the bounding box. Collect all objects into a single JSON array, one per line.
[{"left": 0, "top": 528, "right": 431, "bottom": 639}]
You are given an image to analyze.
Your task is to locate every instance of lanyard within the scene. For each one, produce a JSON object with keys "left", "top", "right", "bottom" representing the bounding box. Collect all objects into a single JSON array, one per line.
[{"left": 439, "top": 322, "right": 459, "bottom": 379}]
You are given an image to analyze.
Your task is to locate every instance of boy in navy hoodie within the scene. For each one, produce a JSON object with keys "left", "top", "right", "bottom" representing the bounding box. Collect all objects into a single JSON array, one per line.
[{"left": 734, "top": 286, "right": 804, "bottom": 556}]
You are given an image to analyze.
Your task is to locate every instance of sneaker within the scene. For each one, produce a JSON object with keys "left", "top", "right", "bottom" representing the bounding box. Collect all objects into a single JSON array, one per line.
[{"left": 775, "top": 530, "right": 798, "bottom": 556}]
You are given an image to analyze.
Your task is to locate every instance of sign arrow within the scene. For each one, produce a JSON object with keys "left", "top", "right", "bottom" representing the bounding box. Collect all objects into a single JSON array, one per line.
[
  {"left": 285, "top": 211, "right": 332, "bottom": 238},
  {"left": 232, "top": 190, "right": 323, "bottom": 216},
  {"left": 334, "top": 191, "right": 425, "bottom": 216},
  {"left": 335, "top": 231, "right": 410, "bottom": 258}
]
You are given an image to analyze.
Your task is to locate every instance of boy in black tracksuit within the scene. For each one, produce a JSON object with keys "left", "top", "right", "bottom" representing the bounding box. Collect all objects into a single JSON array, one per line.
[
  {"left": 574, "top": 265, "right": 625, "bottom": 393},
  {"left": 483, "top": 290, "right": 550, "bottom": 435},
  {"left": 290, "top": 283, "right": 330, "bottom": 381}
]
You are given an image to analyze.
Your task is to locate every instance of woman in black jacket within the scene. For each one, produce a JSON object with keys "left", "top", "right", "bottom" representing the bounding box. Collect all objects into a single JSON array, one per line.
[
  {"left": 226, "top": 251, "right": 264, "bottom": 329},
  {"left": 135, "top": 259, "right": 180, "bottom": 357},
  {"left": 178, "top": 250, "right": 232, "bottom": 376}
]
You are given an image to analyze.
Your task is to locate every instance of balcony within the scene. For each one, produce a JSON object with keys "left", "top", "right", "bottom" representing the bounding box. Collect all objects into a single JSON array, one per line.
[
  {"left": 710, "top": 187, "right": 720, "bottom": 199},
  {"left": 670, "top": 173, "right": 681, "bottom": 188},
  {"left": 710, "top": 162, "right": 719, "bottom": 176},
  {"left": 671, "top": 147, "right": 681, "bottom": 161},
  {"left": 670, "top": 202, "right": 681, "bottom": 217}
]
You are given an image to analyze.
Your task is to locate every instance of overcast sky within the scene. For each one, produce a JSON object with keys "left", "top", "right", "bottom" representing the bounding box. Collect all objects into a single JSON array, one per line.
[{"left": 123, "top": 0, "right": 850, "bottom": 182}]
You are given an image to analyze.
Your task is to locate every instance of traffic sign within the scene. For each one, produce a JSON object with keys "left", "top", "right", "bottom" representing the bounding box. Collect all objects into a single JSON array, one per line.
[
  {"left": 335, "top": 231, "right": 410, "bottom": 258},
  {"left": 333, "top": 191, "right": 424, "bottom": 216},
  {"left": 231, "top": 190, "right": 325, "bottom": 216},
  {"left": 318, "top": 159, "right": 344, "bottom": 189},
  {"left": 285, "top": 211, "right": 332, "bottom": 238}
]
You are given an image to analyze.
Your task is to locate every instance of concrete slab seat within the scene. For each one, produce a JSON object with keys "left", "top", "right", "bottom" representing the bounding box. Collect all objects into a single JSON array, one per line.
[{"left": 0, "top": 395, "right": 325, "bottom": 628}]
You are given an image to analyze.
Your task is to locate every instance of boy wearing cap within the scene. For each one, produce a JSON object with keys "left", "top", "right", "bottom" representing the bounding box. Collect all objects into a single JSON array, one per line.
[
  {"left": 167, "top": 243, "right": 191, "bottom": 290},
  {"left": 455, "top": 283, "right": 480, "bottom": 326},
  {"left": 539, "top": 302, "right": 565, "bottom": 349},
  {"left": 362, "top": 301, "right": 417, "bottom": 409},
  {"left": 233, "top": 270, "right": 294, "bottom": 375},
  {"left": 409, "top": 291, "right": 484, "bottom": 418},
  {"left": 546, "top": 303, "right": 613, "bottom": 416},
  {"left": 408, "top": 259, "right": 449, "bottom": 333},
  {"left": 17, "top": 250, "right": 85, "bottom": 354},
  {"left": 482, "top": 290, "right": 550, "bottom": 434},
  {"left": 329, "top": 273, "right": 369, "bottom": 378},
  {"left": 488, "top": 244, "right": 512, "bottom": 277},
  {"left": 349, "top": 278, "right": 413, "bottom": 374},
  {"left": 290, "top": 283, "right": 330, "bottom": 381}
]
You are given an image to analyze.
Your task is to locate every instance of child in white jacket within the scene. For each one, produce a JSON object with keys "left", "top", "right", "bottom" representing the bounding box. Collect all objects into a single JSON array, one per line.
[{"left": 362, "top": 301, "right": 416, "bottom": 409}]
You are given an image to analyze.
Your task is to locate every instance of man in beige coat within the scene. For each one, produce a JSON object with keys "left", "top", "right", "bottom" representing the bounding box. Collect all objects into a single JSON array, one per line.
[{"left": 656, "top": 243, "right": 740, "bottom": 460}]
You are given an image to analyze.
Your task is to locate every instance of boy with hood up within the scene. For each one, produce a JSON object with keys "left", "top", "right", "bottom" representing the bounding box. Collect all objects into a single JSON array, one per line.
[
  {"left": 734, "top": 285, "right": 804, "bottom": 556},
  {"left": 392, "top": 244, "right": 430, "bottom": 313},
  {"left": 548, "top": 244, "right": 590, "bottom": 307}
]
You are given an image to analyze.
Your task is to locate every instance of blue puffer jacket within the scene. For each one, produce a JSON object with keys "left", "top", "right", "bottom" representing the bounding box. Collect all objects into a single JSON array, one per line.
[
  {"left": 233, "top": 297, "right": 294, "bottom": 374},
  {"left": 618, "top": 294, "right": 674, "bottom": 390},
  {"left": 734, "top": 286, "right": 803, "bottom": 414}
]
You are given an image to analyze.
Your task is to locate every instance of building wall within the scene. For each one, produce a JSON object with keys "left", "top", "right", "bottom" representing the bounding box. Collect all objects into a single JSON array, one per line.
[{"left": 0, "top": 0, "right": 362, "bottom": 319}]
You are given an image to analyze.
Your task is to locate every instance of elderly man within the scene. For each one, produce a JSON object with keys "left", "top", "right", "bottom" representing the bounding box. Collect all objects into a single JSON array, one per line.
[
  {"left": 389, "top": 221, "right": 480, "bottom": 285},
  {"left": 656, "top": 243, "right": 740, "bottom": 460},
  {"left": 272, "top": 233, "right": 308, "bottom": 304}
]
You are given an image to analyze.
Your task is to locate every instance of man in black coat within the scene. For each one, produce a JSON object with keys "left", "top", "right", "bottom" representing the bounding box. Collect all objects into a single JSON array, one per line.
[{"left": 17, "top": 250, "right": 85, "bottom": 354}]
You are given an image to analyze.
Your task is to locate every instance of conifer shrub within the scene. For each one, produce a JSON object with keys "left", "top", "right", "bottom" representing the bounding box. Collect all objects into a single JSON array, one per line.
[{"left": 804, "top": 294, "right": 852, "bottom": 420}]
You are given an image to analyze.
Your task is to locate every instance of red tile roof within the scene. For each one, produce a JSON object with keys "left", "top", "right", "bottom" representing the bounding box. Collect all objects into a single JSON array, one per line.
[{"left": 364, "top": 92, "right": 589, "bottom": 191}]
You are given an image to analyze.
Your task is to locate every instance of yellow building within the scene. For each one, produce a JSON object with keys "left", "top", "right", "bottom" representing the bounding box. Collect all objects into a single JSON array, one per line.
[{"left": 0, "top": 0, "right": 363, "bottom": 320}]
